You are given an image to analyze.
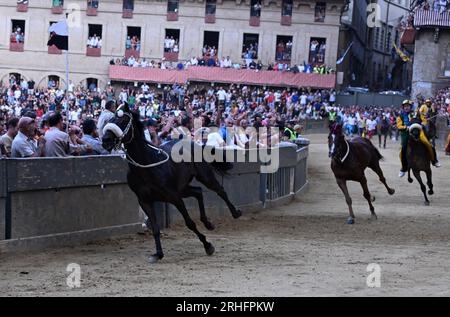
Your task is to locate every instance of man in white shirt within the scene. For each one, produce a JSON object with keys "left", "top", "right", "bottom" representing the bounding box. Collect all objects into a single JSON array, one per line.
[
  {"left": 141, "top": 83, "right": 149, "bottom": 93},
  {"left": 190, "top": 56, "right": 198, "bottom": 66}
]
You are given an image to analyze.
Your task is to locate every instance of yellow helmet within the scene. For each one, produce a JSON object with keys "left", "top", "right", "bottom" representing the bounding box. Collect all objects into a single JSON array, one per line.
[
  {"left": 425, "top": 99, "right": 431, "bottom": 103},
  {"left": 402, "top": 99, "right": 411, "bottom": 105}
]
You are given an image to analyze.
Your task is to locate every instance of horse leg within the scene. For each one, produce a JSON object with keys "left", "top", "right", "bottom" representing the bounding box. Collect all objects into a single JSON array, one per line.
[
  {"left": 173, "top": 198, "right": 215, "bottom": 255},
  {"left": 196, "top": 168, "right": 242, "bottom": 219},
  {"left": 139, "top": 200, "right": 164, "bottom": 263},
  {"left": 412, "top": 170, "right": 430, "bottom": 206},
  {"left": 425, "top": 169, "right": 434, "bottom": 195},
  {"left": 407, "top": 168, "right": 413, "bottom": 183},
  {"left": 336, "top": 178, "right": 355, "bottom": 224},
  {"left": 370, "top": 160, "right": 395, "bottom": 195},
  {"left": 360, "top": 176, "right": 377, "bottom": 220},
  {"left": 182, "top": 186, "right": 215, "bottom": 231},
  {"left": 383, "top": 133, "right": 387, "bottom": 149}
]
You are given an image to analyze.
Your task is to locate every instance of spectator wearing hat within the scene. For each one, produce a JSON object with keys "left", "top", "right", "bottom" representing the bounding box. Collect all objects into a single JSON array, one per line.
[
  {"left": 81, "top": 119, "right": 108, "bottom": 155},
  {"left": 11, "top": 117, "right": 45, "bottom": 158}
]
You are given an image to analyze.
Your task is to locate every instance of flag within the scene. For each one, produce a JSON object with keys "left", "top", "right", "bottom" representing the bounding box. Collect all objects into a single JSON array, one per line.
[
  {"left": 393, "top": 43, "right": 411, "bottom": 62},
  {"left": 47, "top": 20, "right": 68, "bottom": 50},
  {"left": 336, "top": 42, "right": 353, "bottom": 65}
]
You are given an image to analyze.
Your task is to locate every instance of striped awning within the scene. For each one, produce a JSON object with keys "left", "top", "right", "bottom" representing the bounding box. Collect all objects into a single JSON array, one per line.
[
  {"left": 109, "top": 66, "right": 336, "bottom": 89},
  {"left": 414, "top": 9, "right": 450, "bottom": 28}
]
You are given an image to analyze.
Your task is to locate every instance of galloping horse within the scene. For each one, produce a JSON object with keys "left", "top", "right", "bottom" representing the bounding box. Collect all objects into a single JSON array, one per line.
[
  {"left": 406, "top": 123, "right": 434, "bottom": 205},
  {"left": 328, "top": 124, "right": 395, "bottom": 224},
  {"left": 102, "top": 103, "right": 242, "bottom": 263}
]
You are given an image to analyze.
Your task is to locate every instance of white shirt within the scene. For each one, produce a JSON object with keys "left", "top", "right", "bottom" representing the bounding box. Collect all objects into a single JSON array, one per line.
[
  {"left": 347, "top": 117, "right": 356, "bottom": 125},
  {"left": 366, "top": 119, "right": 377, "bottom": 131},
  {"left": 206, "top": 132, "right": 224, "bottom": 148},
  {"left": 141, "top": 84, "right": 149, "bottom": 92},
  {"left": 217, "top": 89, "right": 226, "bottom": 101}
]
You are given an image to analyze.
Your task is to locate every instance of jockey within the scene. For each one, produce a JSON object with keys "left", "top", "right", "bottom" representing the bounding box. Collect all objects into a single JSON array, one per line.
[
  {"left": 397, "top": 100, "right": 440, "bottom": 178},
  {"left": 418, "top": 99, "right": 435, "bottom": 134}
]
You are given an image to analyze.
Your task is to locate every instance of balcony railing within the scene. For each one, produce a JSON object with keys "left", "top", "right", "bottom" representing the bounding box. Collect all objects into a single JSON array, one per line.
[
  {"left": 205, "top": 14, "right": 216, "bottom": 24},
  {"left": 167, "top": 11, "right": 178, "bottom": 21},
  {"left": 122, "top": 8, "right": 133, "bottom": 18},
  {"left": 281, "top": 15, "right": 292, "bottom": 26},
  {"left": 414, "top": 9, "right": 450, "bottom": 27},
  {"left": 249, "top": 16, "right": 260, "bottom": 27},
  {"left": 86, "top": 6, "right": 98, "bottom": 16},
  {"left": 163, "top": 52, "right": 179, "bottom": 62},
  {"left": 52, "top": 6, "right": 64, "bottom": 14},
  {"left": 10, "top": 42, "right": 24, "bottom": 52},
  {"left": 48, "top": 45, "right": 62, "bottom": 54},
  {"left": 125, "top": 49, "right": 140, "bottom": 59},
  {"left": 17, "top": 2, "right": 28, "bottom": 12},
  {"left": 86, "top": 47, "right": 101, "bottom": 57}
]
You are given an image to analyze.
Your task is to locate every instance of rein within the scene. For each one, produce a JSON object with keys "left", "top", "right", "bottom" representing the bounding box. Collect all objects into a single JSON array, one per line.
[
  {"left": 111, "top": 112, "right": 170, "bottom": 168},
  {"left": 340, "top": 139, "right": 350, "bottom": 163}
]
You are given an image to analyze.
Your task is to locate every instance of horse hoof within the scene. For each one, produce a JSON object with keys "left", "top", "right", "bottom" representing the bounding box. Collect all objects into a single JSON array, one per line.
[
  {"left": 148, "top": 254, "right": 162, "bottom": 264},
  {"left": 408, "top": 178, "right": 413, "bottom": 183},
  {"left": 205, "top": 243, "right": 215, "bottom": 256},
  {"left": 370, "top": 214, "right": 378, "bottom": 221},
  {"left": 204, "top": 221, "right": 215, "bottom": 231},
  {"left": 232, "top": 209, "right": 242, "bottom": 219},
  {"left": 428, "top": 190, "right": 434, "bottom": 195},
  {"left": 371, "top": 196, "right": 376, "bottom": 202},
  {"left": 346, "top": 217, "right": 355, "bottom": 225},
  {"left": 388, "top": 188, "right": 395, "bottom": 195},
  {"left": 424, "top": 201, "right": 430, "bottom": 206}
]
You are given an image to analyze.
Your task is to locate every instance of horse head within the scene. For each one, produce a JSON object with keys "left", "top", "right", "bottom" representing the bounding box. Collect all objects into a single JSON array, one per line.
[
  {"left": 408, "top": 123, "right": 422, "bottom": 142},
  {"left": 328, "top": 123, "right": 343, "bottom": 158},
  {"left": 102, "top": 102, "right": 138, "bottom": 152}
]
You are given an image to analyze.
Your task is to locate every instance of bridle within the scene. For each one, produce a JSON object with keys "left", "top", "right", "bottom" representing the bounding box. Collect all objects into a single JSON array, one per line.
[
  {"left": 105, "top": 110, "right": 170, "bottom": 168},
  {"left": 330, "top": 133, "right": 350, "bottom": 163}
]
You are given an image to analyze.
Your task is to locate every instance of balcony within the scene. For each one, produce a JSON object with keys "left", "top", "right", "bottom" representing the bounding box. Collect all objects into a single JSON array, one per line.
[
  {"left": 86, "top": 47, "right": 101, "bottom": 57},
  {"left": 86, "top": 6, "right": 98, "bottom": 16},
  {"left": 413, "top": 9, "right": 450, "bottom": 27},
  {"left": 163, "top": 52, "right": 179, "bottom": 62},
  {"left": 400, "top": 27, "right": 415, "bottom": 45},
  {"left": 281, "top": 15, "right": 291, "bottom": 26},
  {"left": 205, "top": 14, "right": 216, "bottom": 24},
  {"left": 122, "top": 9, "right": 133, "bottom": 19},
  {"left": 17, "top": 2, "right": 28, "bottom": 12},
  {"left": 10, "top": 42, "right": 24, "bottom": 52},
  {"left": 249, "top": 16, "right": 260, "bottom": 27},
  {"left": 125, "top": 49, "right": 140, "bottom": 59},
  {"left": 167, "top": 11, "right": 178, "bottom": 21},
  {"left": 52, "top": 6, "right": 64, "bottom": 14},
  {"left": 48, "top": 45, "right": 62, "bottom": 54}
]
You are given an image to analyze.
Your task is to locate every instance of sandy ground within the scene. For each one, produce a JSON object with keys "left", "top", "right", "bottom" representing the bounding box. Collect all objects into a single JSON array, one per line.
[{"left": 1, "top": 134, "right": 449, "bottom": 297}]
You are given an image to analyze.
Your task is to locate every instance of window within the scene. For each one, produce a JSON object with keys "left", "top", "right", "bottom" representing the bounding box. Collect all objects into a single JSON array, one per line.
[
  {"left": 123, "top": 0, "right": 133, "bottom": 10},
  {"left": 380, "top": 28, "right": 385, "bottom": 51},
  {"left": 250, "top": 0, "right": 261, "bottom": 17},
  {"left": 87, "top": 78, "right": 98, "bottom": 91},
  {"left": 164, "top": 29, "right": 180, "bottom": 53},
  {"left": 11, "top": 20, "right": 25, "bottom": 44},
  {"left": 314, "top": 2, "right": 326, "bottom": 22},
  {"left": 48, "top": 75, "right": 61, "bottom": 89},
  {"left": 87, "top": 24, "right": 102, "bottom": 48},
  {"left": 168, "top": 0, "right": 179, "bottom": 13},
  {"left": 386, "top": 32, "right": 391, "bottom": 52},
  {"left": 275, "top": 35, "right": 293, "bottom": 62},
  {"left": 282, "top": 0, "right": 293, "bottom": 16},
  {"left": 375, "top": 28, "right": 380, "bottom": 49},
  {"left": 17, "top": 0, "right": 28, "bottom": 12},
  {"left": 203, "top": 31, "right": 220, "bottom": 58},
  {"left": 126, "top": 26, "right": 141, "bottom": 51},
  {"left": 48, "top": 21, "right": 62, "bottom": 54},
  {"left": 206, "top": 0, "right": 216, "bottom": 15},
  {"left": 87, "top": 0, "right": 99, "bottom": 8},
  {"left": 52, "top": 0, "right": 64, "bottom": 7},
  {"left": 242, "top": 33, "right": 259, "bottom": 60},
  {"left": 9, "top": 73, "right": 22, "bottom": 86},
  {"left": 309, "top": 37, "right": 326, "bottom": 64}
]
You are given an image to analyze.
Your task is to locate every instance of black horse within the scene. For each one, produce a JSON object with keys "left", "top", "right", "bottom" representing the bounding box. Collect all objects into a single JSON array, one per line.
[
  {"left": 328, "top": 124, "right": 395, "bottom": 224},
  {"left": 102, "top": 103, "right": 242, "bottom": 263},
  {"left": 406, "top": 123, "right": 434, "bottom": 205}
]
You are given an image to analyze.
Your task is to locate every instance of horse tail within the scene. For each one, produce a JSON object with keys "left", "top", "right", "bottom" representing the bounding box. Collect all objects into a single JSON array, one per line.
[{"left": 374, "top": 146, "right": 384, "bottom": 161}]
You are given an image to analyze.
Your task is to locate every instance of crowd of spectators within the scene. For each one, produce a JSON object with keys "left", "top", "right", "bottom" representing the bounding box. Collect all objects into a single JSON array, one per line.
[
  {"left": 1, "top": 73, "right": 448, "bottom": 158},
  {"left": 10, "top": 26, "right": 24, "bottom": 44},
  {"left": 164, "top": 36, "right": 179, "bottom": 53},
  {"left": 125, "top": 35, "right": 141, "bottom": 51},
  {"left": 87, "top": 34, "right": 102, "bottom": 48}
]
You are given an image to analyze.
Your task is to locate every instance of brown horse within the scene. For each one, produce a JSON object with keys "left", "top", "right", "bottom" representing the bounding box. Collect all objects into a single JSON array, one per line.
[
  {"left": 406, "top": 123, "right": 434, "bottom": 205},
  {"left": 328, "top": 124, "right": 395, "bottom": 224}
]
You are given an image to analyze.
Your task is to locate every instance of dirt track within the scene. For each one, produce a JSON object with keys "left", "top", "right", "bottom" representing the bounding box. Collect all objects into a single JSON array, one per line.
[{"left": 1, "top": 134, "right": 449, "bottom": 296}]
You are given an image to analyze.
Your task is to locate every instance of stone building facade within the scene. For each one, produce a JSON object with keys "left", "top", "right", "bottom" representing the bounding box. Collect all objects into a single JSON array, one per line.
[{"left": 0, "top": 0, "right": 345, "bottom": 89}]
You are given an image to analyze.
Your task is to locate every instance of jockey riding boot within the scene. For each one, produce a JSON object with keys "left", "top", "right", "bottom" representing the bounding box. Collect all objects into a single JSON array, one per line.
[
  {"left": 432, "top": 147, "right": 441, "bottom": 167},
  {"left": 399, "top": 148, "right": 407, "bottom": 177}
]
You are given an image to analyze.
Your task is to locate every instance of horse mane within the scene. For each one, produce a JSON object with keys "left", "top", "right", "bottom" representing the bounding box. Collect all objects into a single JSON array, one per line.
[{"left": 130, "top": 110, "right": 146, "bottom": 140}]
